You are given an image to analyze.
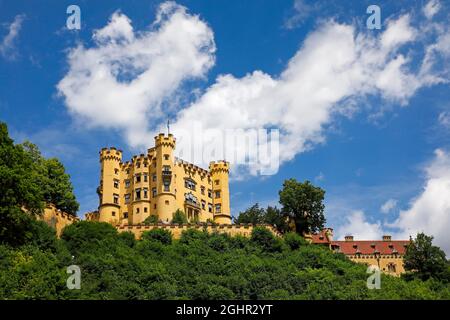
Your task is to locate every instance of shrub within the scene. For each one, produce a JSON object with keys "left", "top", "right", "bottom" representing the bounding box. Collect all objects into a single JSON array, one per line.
[
  {"left": 61, "top": 221, "right": 118, "bottom": 253},
  {"left": 143, "top": 215, "right": 159, "bottom": 225},
  {"left": 171, "top": 209, "right": 188, "bottom": 224},
  {"left": 118, "top": 231, "right": 136, "bottom": 247},
  {"left": 179, "top": 229, "right": 208, "bottom": 244},
  {"left": 207, "top": 233, "right": 230, "bottom": 251},
  {"left": 250, "top": 227, "right": 282, "bottom": 252},
  {"left": 141, "top": 229, "right": 172, "bottom": 245},
  {"left": 284, "top": 232, "right": 306, "bottom": 250}
]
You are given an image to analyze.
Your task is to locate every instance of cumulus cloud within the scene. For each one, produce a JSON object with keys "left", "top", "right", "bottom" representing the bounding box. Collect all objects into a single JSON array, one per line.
[
  {"left": 284, "top": 0, "right": 317, "bottom": 29},
  {"left": 336, "top": 210, "right": 384, "bottom": 240},
  {"left": 0, "top": 14, "right": 25, "bottom": 60},
  {"left": 58, "top": 2, "right": 450, "bottom": 177},
  {"left": 392, "top": 149, "right": 450, "bottom": 255},
  {"left": 170, "top": 13, "right": 448, "bottom": 174},
  {"left": 57, "top": 2, "right": 215, "bottom": 148},
  {"left": 381, "top": 199, "right": 397, "bottom": 214}
]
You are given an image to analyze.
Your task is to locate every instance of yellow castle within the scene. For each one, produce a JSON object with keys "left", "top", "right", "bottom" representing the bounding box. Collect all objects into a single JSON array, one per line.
[{"left": 86, "top": 133, "right": 231, "bottom": 226}]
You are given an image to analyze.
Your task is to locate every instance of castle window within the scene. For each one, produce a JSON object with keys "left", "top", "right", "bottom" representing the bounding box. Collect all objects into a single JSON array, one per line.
[
  {"left": 144, "top": 173, "right": 148, "bottom": 182},
  {"left": 113, "top": 179, "right": 119, "bottom": 188},
  {"left": 152, "top": 174, "right": 156, "bottom": 182},
  {"left": 215, "top": 179, "right": 220, "bottom": 185},
  {"left": 144, "top": 162, "right": 148, "bottom": 168},
  {"left": 143, "top": 188, "right": 148, "bottom": 199},
  {"left": 201, "top": 200, "right": 206, "bottom": 210},
  {"left": 164, "top": 181, "right": 170, "bottom": 192},
  {"left": 208, "top": 203, "right": 213, "bottom": 213},
  {"left": 126, "top": 168, "right": 130, "bottom": 174},
  {"left": 136, "top": 208, "right": 140, "bottom": 214},
  {"left": 135, "top": 174, "right": 141, "bottom": 183},
  {"left": 113, "top": 194, "right": 119, "bottom": 204},
  {"left": 136, "top": 162, "right": 140, "bottom": 169},
  {"left": 154, "top": 204, "right": 157, "bottom": 209},
  {"left": 215, "top": 204, "right": 221, "bottom": 213},
  {"left": 164, "top": 154, "right": 170, "bottom": 160},
  {"left": 144, "top": 207, "right": 148, "bottom": 213},
  {"left": 208, "top": 189, "right": 212, "bottom": 198},
  {"left": 124, "top": 194, "right": 131, "bottom": 204},
  {"left": 123, "top": 212, "right": 128, "bottom": 218},
  {"left": 165, "top": 200, "right": 169, "bottom": 205},
  {"left": 112, "top": 211, "right": 116, "bottom": 216},
  {"left": 114, "top": 168, "right": 119, "bottom": 175},
  {"left": 152, "top": 187, "right": 157, "bottom": 197},
  {"left": 201, "top": 186, "right": 205, "bottom": 195},
  {"left": 125, "top": 179, "right": 130, "bottom": 188},
  {"left": 184, "top": 178, "right": 196, "bottom": 191},
  {"left": 135, "top": 188, "right": 141, "bottom": 200},
  {"left": 388, "top": 263, "right": 396, "bottom": 273},
  {"left": 215, "top": 190, "right": 221, "bottom": 199}
]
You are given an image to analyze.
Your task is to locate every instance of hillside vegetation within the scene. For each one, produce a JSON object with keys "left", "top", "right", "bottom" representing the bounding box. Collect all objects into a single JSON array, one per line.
[{"left": 0, "top": 221, "right": 449, "bottom": 300}]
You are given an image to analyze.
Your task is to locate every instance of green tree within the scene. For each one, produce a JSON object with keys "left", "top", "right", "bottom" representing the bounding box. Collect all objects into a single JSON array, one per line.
[
  {"left": 143, "top": 215, "right": 159, "bottom": 225},
  {"left": 278, "top": 179, "right": 325, "bottom": 235},
  {"left": 403, "top": 233, "right": 448, "bottom": 281},
  {"left": 0, "top": 123, "right": 45, "bottom": 246},
  {"left": 21, "top": 141, "right": 79, "bottom": 215},
  {"left": 171, "top": 209, "right": 187, "bottom": 224},
  {"left": 234, "top": 203, "right": 265, "bottom": 225},
  {"left": 264, "top": 205, "right": 289, "bottom": 233}
]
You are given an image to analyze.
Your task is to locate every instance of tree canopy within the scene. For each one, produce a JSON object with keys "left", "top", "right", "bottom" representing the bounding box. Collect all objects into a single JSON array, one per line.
[{"left": 279, "top": 179, "right": 326, "bottom": 235}]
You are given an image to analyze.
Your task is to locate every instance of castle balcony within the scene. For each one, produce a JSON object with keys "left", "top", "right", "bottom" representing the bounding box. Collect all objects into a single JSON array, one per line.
[{"left": 185, "top": 199, "right": 201, "bottom": 210}]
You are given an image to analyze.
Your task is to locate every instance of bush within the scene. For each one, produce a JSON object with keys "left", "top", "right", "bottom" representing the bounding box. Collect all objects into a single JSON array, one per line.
[
  {"left": 250, "top": 227, "right": 282, "bottom": 252},
  {"left": 118, "top": 231, "right": 136, "bottom": 247},
  {"left": 61, "top": 221, "right": 118, "bottom": 253},
  {"left": 284, "top": 232, "right": 306, "bottom": 250},
  {"left": 141, "top": 229, "right": 172, "bottom": 245},
  {"left": 143, "top": 215, "right": 159, "bottom": 225},
  {"left": 207, "top": 233, "right": 230, "bottom": 252},
  {"left": 179, "top": 229, "right": 208, "bottom": 245},
  {"left": 172, "top": 209, "right": 188, "bottom": 224}
]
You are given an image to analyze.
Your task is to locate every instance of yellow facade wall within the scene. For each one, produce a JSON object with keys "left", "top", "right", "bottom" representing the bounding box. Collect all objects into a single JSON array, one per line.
[{"left": 39, "top": 204, "right": 79, "bottom": 236}]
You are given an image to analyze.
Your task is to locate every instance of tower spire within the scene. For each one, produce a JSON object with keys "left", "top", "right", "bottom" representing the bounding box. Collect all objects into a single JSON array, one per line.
[{"left": 167, "top": 118, "right": 170, "bottom": 135}]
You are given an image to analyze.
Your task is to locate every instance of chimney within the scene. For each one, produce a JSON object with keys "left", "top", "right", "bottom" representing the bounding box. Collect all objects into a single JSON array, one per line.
[
  {"left": 345, "top": 235, "right": 354, "bottom": 242},
  {"left": 382, "top": 235, "right": 392, "bottom": 241}
]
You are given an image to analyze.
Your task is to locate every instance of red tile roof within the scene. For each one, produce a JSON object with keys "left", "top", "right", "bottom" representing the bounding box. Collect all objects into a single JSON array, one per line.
[
  {"left": 311, "top": 229, "right": 332, "bottom": 244},
  {"left": 331, "top": 240, "right": 410, "bottom": 255}
]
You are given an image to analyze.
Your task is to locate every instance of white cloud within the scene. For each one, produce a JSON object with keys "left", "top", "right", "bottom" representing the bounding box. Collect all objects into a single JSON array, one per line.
[
  {"left": 392, "top": 149, "right": 450, "bottom": 255},
  {"left": 336, "top": 210, "right": 384, "bottom": 240},
  {"left": 284, "top": 0, "right": 316, "bottom": 29},
  {"left": 170, "top": 13, "right": 448, "bottom": 173},
  {"left": 423, "top": 0, "right": 441, "bottom": 19},
  {"left": 58, "top": 3, "right": 450, "bottom": 177},
  {"left": 57, "top": 2, "right": 215, "bottom": 148},
  {"left": 0, "top": 14, "right": 25, "bottom": 60},
  {"left": 381, "top": 198, "right": 397, "bottom": 214}
]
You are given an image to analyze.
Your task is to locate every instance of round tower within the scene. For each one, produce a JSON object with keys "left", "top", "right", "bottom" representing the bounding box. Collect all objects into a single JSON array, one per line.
[
  {"left": 99, "top": 147, "right": 122, "bottom": 225},
  {"left": 209, "top": 160, "right": 232, "bottom": 224},
  {"left": 154, "top": 133, "right": 177, "bottom": 223}
]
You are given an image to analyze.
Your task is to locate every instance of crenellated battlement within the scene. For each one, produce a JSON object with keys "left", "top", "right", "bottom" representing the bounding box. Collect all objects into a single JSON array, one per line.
[
  {"left": 155, "top": 133, "right": 176, "bottom": 148},
  {"left": 175, "top": 157, "right": 210, "bottom": 177},
  {"left": 100, "top": 147, "right": 123, "bottom": 162},
  {"left": 116, "top": 223, "right": 280, "bottom": 240},
  {"left": 209, "top": 160, "right": 230, "bottom": 174}
]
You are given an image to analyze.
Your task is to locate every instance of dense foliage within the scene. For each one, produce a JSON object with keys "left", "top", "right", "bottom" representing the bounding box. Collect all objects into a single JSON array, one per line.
[
  {"left": 0, "top": 219, "right": 448, "bottom": 300},
  {"left": 279, "top": 179, "right": 326, "bottom": 234},
  {"left": 0, "top": 122, "right": 79, "bottom": 246},
  {"left": 403, "top": 233, "right": 450, "bottom": 282},
  {"left": 234, "top": 204, "right": 289, "bottom": 233}
]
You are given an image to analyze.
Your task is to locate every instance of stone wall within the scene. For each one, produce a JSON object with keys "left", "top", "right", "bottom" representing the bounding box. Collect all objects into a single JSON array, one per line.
[
  {"left": 39, "top": 204, "right": 79, "bottom": 236},
  {"left": 116, "top": 223, "right": 280, "bottom": 239}
]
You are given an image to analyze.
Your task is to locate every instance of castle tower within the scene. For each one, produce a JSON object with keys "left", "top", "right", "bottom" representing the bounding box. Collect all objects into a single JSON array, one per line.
[
  {"left": 154, "top": 133, "right": 176, "bottom": 223},
  {"left": 209, "top": 161, "right": 231, "bottom": 224},
  {"left": 98, "top": 147, "right": 122, "bottom": 225}
]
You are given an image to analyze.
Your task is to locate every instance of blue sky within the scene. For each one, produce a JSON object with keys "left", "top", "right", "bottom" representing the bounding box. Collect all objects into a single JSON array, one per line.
[{"left": 1, "top": 0, "right": 449, "bottom": 253}]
